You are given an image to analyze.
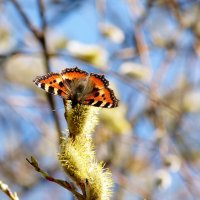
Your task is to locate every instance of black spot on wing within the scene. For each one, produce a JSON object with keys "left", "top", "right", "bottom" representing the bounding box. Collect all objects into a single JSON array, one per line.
[
  {"left": 59, "top": 81, "right": 64, "bottom": 87},
  {"left": 93, "top": 101, "right": 103, "bottom": 107},
  {"left": 92, "top": 87, "right": 99, "bottom": 92},
  {"left": 41, "top": 83, "right": 45, "bottom": 89},
  {"left": 48, "top": 86, "right": 54, "bottom": 94},
  {"left": 57, "top": 89, "right": 63, "bottom": 95},
  {"left": 94, "top": 92, "right": 99, "bottom": 97},
  {"left": 88, "top": 99, "right": 95, "bottom": 105},
  {"left": 103, "top": 102, "right": 110, "bottom": 108}
]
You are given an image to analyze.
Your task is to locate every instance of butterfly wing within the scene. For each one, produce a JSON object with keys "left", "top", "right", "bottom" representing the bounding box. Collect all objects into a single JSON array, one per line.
[
  {"left": 33, "top": 72, "right": 68, "bottom": 98},
  {"left": 83, "top": 87, "right": 119, "bottom": 108},
  {"left": 83, "top": 73, "right": 119, "bottom": 108},
  {"left": 89, "top": 73, "right": 109, "bottom": 89},
  {"left": 61, "top": 67, "right": 88, "bottom": 84},
  {"left": 33, "top": 67, "right": 119, "bottom": 108}
]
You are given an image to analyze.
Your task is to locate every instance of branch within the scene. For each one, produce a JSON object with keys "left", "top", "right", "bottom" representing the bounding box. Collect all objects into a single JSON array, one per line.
[
  {"left": 26, "top": 156, "right": 84, "bottom": 200},
  {"left": 10, "top": 0, "right": 63, "bottom": 143},
  {"left": 0, "top": 180, "right": 19, "bottom": 200},
  {"left": 10, "top": 0, "right": 42, "bottom": 40},
  {"left": 37, "top": 0, "right": 63, "bottom": 142}
]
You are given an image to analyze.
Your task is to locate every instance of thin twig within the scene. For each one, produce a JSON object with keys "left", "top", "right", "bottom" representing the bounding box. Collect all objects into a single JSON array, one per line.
[
  {"left": 0, "top": 180, "right": 19, "bottom": 200},
  {"left": 134, "top": 25, "right": 151, "bottom": 68},
  {"left": 26, "top": 156, "right": 85, "bottom": 200},
  {"left": 10, "top": 0, "right": 42, "bottom": 40},
  {"left": 37, "top": 0, "right": 63, "bottom": 142},
  {"left": 10, "top": 0, "right": 63, "bottom": 143}
]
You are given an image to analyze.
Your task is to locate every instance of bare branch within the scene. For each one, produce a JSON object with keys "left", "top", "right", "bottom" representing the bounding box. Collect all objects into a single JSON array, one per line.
[
  {"left": 26, "top": 157, "right": 85, "bottom": 200},
  {"left": 10, "top": 0, "right": 42, "bottom": 40},
  {"left": 10, "top": 0, "right": 63, "bottom": 143},
  {"left": 37, "top": 0, "right": 63, "bottom": 143},
  {"left": 0, "top": 180, "right": 19, "bottom": 200}
]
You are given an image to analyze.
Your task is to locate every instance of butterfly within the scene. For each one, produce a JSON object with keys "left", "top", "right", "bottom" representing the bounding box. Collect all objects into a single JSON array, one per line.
[{"left": 33, "top": 67, "right": 119, "bottom": 108}]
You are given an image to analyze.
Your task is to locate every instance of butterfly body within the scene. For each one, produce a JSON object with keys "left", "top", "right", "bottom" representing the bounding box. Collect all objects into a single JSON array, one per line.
[{"left": 33, "top": 67, "right": 119, "bottom": 108}]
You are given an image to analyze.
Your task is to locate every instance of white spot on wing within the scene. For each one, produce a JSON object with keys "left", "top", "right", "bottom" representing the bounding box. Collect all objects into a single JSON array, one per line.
[
  {"left": 54, "top": 88, "right": 58, "bottom": 94},
  {"left": 45, "top": 85, "right": 49, "bottom": 91},
  {"left": 92, "top": 100, "right": 98, "bottom": 105},
  {"left": 101, "top": 102, "right": 107, "bottom": 107}
]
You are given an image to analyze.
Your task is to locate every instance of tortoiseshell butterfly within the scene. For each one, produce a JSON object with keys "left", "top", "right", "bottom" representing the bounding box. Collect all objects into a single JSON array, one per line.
[{"left": 33, "top": 67, "right": 119, "bottom": 108}]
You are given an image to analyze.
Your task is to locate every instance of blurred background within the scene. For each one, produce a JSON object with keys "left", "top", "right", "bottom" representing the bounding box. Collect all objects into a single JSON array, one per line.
[{"left": 0, "top": 0, "right": 200, "bottom": 199}]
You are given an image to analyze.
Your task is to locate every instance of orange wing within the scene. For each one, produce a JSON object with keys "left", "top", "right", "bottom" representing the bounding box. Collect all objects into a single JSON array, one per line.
[
  {"left": 89, "top": 73, "right": 109, "bottom": 89},
  {"left": 83, "top": 87, "right": 119, "bottom": 108},
  {"left": 83, "top": 72, "right": 119, "bottom": 108},
  {"left": 33, "top": 72, "right": 68, "bottom": 98},
  {"left": 61, "top": 67, "right": 88, "bottom": 83},
  {"left": 84, "top": 73, "right": 119, "bottom": 108}
]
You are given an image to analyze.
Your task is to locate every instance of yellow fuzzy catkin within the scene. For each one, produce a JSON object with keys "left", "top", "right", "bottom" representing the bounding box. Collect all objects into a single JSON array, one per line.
[
  {"left": 58, "top": 101, "right": 113, "bottom": 199},
  {"left": 58, "top": 135, "right": 113, "bottom": 200},
  {"left": 64, "top": 101, "right": 99, "bottom": 137},
  {"left": 85, "top": 162, "right": 113, "bottom": 200}
]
